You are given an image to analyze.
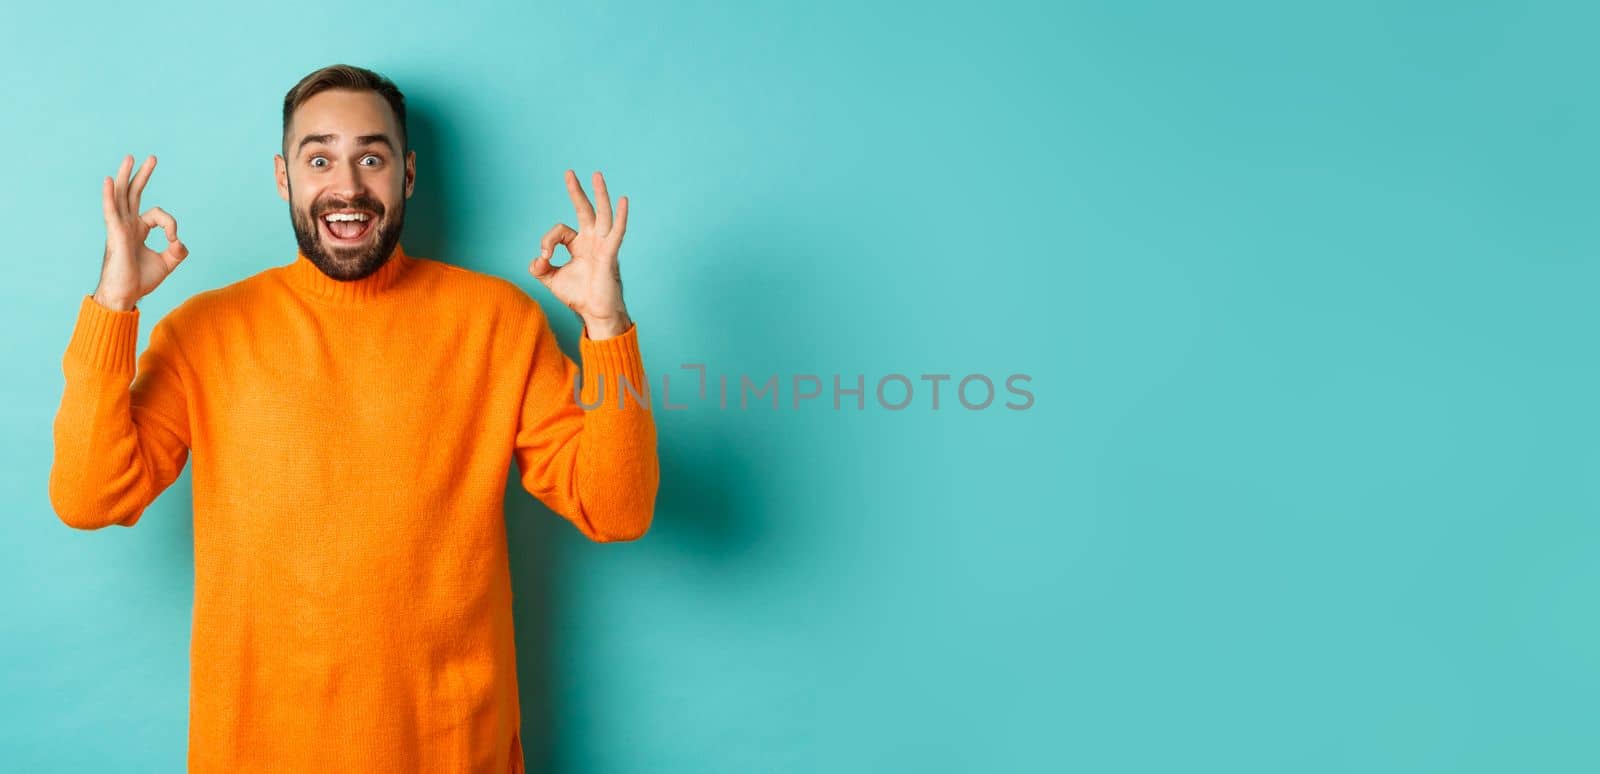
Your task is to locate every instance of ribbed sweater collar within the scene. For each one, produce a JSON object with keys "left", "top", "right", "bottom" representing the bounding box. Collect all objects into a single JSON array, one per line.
[{"left": 283, "top": 242, "right": 414, "bottom": 303}]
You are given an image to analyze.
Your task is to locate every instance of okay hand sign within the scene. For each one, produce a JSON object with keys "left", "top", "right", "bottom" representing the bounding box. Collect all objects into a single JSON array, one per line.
[
  {"left": 95, "top": 154, "right": 189, "bottom": 311},
  {"left": 528, "top": 170, "right": 633, "bottom": 339}
]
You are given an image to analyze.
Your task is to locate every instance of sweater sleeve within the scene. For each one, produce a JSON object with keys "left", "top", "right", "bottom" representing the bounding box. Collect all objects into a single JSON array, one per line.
[
  {"left": 512, "top": 303, "right": 659, "bottom": 542},
  {"left": 49, "top": 294, "right": 192, "bottom": 530}
]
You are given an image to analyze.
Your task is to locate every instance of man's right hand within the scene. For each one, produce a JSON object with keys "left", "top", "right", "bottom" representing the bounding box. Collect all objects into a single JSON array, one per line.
[{"left": 94, "top": 154, "right": 189, "bottom": 312}]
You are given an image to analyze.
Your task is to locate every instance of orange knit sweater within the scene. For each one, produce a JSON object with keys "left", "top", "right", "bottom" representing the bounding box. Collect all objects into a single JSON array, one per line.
[{"left": 48, "top": 243, "right": 659, "bottom": 773}]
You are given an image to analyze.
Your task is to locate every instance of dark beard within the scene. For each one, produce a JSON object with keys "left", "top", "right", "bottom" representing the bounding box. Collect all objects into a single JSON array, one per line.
[{"left": 288, "top": 185, "right": 405, "bottom": 282}]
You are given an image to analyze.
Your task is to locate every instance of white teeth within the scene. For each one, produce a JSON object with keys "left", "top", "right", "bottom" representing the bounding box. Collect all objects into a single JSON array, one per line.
[{"left": 323, "top": 213, "right": 370, "bottom": 222}]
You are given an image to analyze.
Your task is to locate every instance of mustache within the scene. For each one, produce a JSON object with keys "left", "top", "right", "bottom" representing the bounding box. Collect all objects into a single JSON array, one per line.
[{"left": 310, "top": 195, "right": 386, "bottom": 219}]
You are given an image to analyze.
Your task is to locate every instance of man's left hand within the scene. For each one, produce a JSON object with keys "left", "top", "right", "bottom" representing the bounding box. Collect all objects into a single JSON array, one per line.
[{"left": 529, "top": 169, "right": 633, "bottom": 339}]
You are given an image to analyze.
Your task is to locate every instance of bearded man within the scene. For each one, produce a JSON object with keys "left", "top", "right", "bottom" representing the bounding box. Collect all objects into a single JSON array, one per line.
[{"left": 49, "top": 63, "right": 658, "bottom": 773}]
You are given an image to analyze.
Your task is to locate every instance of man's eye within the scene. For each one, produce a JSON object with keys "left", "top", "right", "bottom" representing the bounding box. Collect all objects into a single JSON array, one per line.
[
  {"left": 310, "top": 157, "right": 328, "bottom": 168},
  {"left": 360, "top": 155, "right": 381, "bottom": 166}
]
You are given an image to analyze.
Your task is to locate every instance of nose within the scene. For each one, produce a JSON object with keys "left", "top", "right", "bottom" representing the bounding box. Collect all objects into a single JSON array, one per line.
[{"left": 328, "top": 160, "right": 366, "bottom": 199}]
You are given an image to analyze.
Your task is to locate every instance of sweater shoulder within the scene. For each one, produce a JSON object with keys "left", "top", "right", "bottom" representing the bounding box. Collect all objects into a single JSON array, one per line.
[
  {"left": 408, "top": 255, "right": 550, "bottom": 321},
  {"left": 151, "top": 263, "right": 281, "bottom": 335},
  {"left": 162, "top": 262, "right": 281, "bottom": 329}
]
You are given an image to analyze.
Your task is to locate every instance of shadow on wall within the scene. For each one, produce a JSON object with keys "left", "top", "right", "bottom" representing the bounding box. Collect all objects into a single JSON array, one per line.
[
  {"left": 145, "top": 465, "right": 197, "bottom": 612},
  {"left": 403, "top": 95, "right": 817, "bottom": 771},
  {"left": 396, "top": 96, "right": 454, "bottom": 261}
]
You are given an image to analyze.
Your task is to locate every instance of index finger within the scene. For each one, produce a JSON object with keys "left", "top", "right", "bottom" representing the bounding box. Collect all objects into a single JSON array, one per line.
[{"left": 564, "top": 169, "right": 596, "bottom": 229}]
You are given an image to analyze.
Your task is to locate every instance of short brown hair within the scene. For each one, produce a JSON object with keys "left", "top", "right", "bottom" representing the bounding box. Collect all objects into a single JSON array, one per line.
[{"left": 281, "top": 64, "right": 408, "bottom": 154}]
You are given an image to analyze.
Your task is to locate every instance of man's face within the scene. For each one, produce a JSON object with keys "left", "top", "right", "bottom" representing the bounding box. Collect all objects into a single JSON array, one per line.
[{"left": 275, "top": 89, "right": 416, "bottom": 281}]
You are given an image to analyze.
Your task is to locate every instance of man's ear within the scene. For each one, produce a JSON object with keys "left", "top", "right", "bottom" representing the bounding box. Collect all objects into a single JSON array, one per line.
[
  {"left": 404, "top": 150, "right": 416, "bottom": 199},
  {"left": 274, "top": 154, "right": 290, "bottom": 202}
]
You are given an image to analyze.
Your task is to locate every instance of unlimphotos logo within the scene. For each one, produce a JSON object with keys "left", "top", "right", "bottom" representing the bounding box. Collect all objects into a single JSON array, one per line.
[{"left": 575, "top": 365, "right": 1034, "bottom": 411}]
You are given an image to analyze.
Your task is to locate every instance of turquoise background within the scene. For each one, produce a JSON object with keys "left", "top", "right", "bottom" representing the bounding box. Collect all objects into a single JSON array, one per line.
[{"left": 2, "top": 1, "right": 1595, "bottom": 771}]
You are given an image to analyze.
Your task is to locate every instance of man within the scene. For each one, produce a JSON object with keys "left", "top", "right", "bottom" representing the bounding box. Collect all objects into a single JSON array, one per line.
[{"left": 48, "top": 64, "right": 659, "bottom": 773}]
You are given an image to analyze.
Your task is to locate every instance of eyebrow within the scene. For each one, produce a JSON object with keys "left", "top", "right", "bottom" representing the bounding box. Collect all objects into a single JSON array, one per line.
[{"left": 296, "top": 133, "right": 396, "bottom": 155}]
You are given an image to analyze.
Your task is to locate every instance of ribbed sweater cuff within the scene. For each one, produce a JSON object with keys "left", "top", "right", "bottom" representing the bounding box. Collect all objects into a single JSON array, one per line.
[
  {"left": 578, "top": 323, "right": 650, "bottom": 408},
  {"left": 66, "top": 294, "right": 140, "bottom": 375}
]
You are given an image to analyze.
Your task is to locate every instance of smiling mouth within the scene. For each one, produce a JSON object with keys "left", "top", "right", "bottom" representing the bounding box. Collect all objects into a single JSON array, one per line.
[{"left": 319, "top": 210, "right": 376, "bottom": 244}]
